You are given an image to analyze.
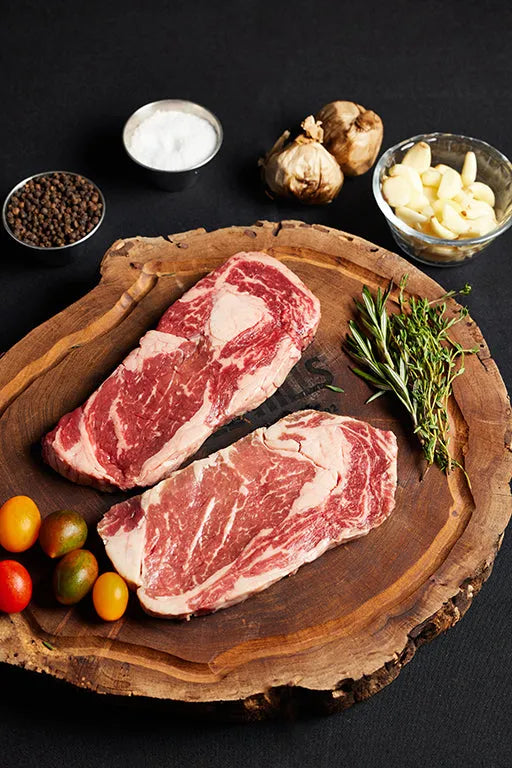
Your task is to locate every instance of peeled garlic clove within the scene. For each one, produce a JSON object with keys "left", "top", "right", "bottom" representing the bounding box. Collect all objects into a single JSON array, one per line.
[
  {"left": 421, "top": 204, "right": 435, "bottom": 218},
  {"left": 454, "top": 189, "right": 473, "bottom": 207},
  {"left": 421, "top": 186, "right": 438, "bottom": 203},
  {"left": 432, "top": 199, "right": 445, "bottom": 218},
  {"left": 464, "top": 199, "right": 496, "bottom": 220},
  {"left": 441, "top": 202, "right": 470, "bottom": 235},
  {"left": 443, "top": 199, "right": 463, "bottom": 214},
  {"left": 466, "top": 216, "right": 497, "bottom": 237},
  {"left": 422, "top": 168, "right": 442, "bottom": 188},
  {"left": 428, "top": 244, "right": 461, "bottom": 259},
  {"left": 382, "top": 175, "right": 411, "bottom": 207},
  {"left": 430, "top": 216, "right": 456, "bottom": 239},
  {"left": 408, "top": 190, "right": 430, "bottom": 212},
  {"left": 316, "top": 101, "right": 384, "bottom": 176},
  {"left": 438, "top": 167, "right": 463, "bottom": 199},
  {"left": 467, "top": 181, "right": 495, "bottom": 207},
  {"left": 435, "top": 164, "right": 452, "bottom": 175},
  {"left": 402, "top": 142, "right": 431, "bottom": 173},
  {"left": 461, "top": 151, "right": 477, "bottom": 186},
  {"left": 419, "top": 219, "right": 437, "bottom": 236},
  {"left": 395, "top": 206, "right": 428, "bottom": 227},
  {"left": 389, "top": 164, "right": 423, "bottom": 194}
]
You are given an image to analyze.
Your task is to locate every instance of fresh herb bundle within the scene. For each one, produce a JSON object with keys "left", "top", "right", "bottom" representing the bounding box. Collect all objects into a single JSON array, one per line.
[{"left": 347, "top": 276, "right": 478, "bottom": 474}]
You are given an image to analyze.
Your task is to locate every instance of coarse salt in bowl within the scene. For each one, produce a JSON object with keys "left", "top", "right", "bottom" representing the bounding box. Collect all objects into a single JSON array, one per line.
[
  {"left": 123, "top": 99, "right": 223, "bottom": 191},
  {"left": 129, "top": 110, "right": 218, "bottom": 171}
]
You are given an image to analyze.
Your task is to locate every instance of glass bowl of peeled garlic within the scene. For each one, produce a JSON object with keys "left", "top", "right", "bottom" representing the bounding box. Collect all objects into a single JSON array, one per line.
[{"left": 373, "top": 133, "right": 512, "bottom": 266}]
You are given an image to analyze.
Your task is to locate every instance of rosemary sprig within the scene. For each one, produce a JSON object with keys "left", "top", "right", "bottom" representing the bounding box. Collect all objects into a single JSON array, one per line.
[{"left": 346, "top": 276, "right": 478, "bottom": 475}]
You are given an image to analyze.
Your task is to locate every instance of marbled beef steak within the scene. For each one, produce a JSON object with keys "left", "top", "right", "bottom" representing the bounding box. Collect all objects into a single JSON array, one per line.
[
  {"left": 98, "top": 410, "right": 398, "bottom": 618},
  {"left": 42, "top": 252, "right": 321, "bottom": 490}
]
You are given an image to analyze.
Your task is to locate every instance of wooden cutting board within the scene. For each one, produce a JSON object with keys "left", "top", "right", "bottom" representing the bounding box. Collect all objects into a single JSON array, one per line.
[{"left": 0, "top": 220, "right": 510, "bottom": 720}]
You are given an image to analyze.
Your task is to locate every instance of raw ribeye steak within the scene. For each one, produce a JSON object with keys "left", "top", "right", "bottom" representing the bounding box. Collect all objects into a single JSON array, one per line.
[
  {"left": 98, "top": 410, "right": 398, "bottom": 618},
  {"left": 43, "top": 252, "right": 321, "bottom": 490}
]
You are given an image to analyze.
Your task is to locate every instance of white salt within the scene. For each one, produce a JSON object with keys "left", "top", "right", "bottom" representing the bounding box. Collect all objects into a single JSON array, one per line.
[{"left": 127, "top": 109, "right": 218, "bottom": 171}]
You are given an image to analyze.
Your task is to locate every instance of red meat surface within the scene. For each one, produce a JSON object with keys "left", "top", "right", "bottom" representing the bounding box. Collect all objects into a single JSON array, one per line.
[
  {"left": 43, "top": 252, "right": 321, "bottom": 490},
  {"left": 98, "top": 410, "right": 398, "bottom": 618}
]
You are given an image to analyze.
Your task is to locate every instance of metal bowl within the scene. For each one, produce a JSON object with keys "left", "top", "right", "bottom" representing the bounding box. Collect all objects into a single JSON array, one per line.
[
  {"left": 2, "top": 171, "right": 106, "bottom": 266},
  {"left": 122, "top": 99, "right": 223, "bottom": 191}
]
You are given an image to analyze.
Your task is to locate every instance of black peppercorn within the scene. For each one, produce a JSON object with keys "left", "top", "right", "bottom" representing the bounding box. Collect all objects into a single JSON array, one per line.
[{"left": 5, "top": 172, "right": 103, "bottom": 248}]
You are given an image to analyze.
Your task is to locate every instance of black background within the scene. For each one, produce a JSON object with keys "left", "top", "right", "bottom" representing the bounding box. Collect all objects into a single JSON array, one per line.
[{"left": 1, "top": 1, "right": 512, "bottom": 766}]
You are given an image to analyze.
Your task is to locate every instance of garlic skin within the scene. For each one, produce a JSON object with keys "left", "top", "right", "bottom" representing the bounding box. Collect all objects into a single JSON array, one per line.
[
  {"left": 316, "top": 101, "right": 384, "bottom": 176},
  {"left": 259, "top": 116, "right": 344, "bottom": 205}
]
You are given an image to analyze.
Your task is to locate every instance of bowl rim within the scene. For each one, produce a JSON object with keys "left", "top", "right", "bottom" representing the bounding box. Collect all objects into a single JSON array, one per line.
[
  {"left": 2, "top": 170, "right": 106, "bottom": 252},
  {"left": 372, "top": 132, "right": 512, "bottom": 247},
  {"left": 122, "top": 98, "right": 224, "bottom": 173}
]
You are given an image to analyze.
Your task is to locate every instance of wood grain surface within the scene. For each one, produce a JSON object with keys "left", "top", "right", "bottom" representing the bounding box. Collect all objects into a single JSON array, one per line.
[{"left": 0, "top": 220, "right": 510, "bottom": 719}]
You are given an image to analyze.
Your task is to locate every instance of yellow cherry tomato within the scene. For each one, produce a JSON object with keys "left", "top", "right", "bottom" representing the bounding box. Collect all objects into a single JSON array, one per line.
[
  {"left": 92, "top": 572, "right": 129, "bottom": 621},
  {"left": 0, "top": 496, "right": 41, "bottom": 553}
]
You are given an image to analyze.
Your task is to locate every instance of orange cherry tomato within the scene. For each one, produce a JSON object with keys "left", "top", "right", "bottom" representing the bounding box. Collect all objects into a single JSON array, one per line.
[
  {"left": 0, "top": 560, "right": 32, "bottom": 613},
  {"left": 92, "top": 572, "right": 129, "bottom": 621},
  {"left": 0, "top": 496, "right": 41, "bottom": 553}
]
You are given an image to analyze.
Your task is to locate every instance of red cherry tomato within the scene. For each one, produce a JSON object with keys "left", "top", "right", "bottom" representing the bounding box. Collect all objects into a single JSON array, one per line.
[{"left": 0, "top": 560, "right": 32, "bottom": 613}]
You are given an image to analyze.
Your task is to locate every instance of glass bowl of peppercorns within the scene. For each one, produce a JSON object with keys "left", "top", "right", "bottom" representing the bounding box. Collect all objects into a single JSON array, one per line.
[{"left": 2, "top": 171, "right": 105, "bottom": 264}]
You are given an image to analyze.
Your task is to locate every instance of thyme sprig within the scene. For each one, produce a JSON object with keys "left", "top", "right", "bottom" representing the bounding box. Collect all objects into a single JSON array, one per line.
[{"left": 346, "top": 276, "right": 478, "bottom": 475}]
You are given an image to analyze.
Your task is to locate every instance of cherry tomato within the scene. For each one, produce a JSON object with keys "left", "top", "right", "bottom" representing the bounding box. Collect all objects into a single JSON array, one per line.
[
  {"left": 92, "top": 572, "right": 129, "bottom": 621},
  {"left": 39, "top": 509, "right": 88, "bottom": 559},
  {"left": 53, "top": 550, "right": 98, "bottom": 605},
  {"left": 0, "top": 560, "right": 32, "bottom": 613},
  {"left": 0, "top": 496, "right": 41, "bottom": 553}
]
